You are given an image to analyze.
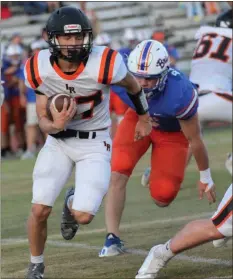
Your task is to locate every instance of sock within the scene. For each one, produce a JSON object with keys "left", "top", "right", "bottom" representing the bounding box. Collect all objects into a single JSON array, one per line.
[
  {"left": 161, "top": 240, "right": 175, "bottom": 260},
  {"left": 31, "top": 254, "right": 44, "bottom": 264},
  {"left": 67, "top": 195, "right": 74, "bottom": 209}
]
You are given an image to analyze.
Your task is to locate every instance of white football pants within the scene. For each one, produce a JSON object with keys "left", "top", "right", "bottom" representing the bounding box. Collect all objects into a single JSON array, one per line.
[
  {"left": 198, "top": 92, "right": 232, "bottom": 123},
  {"left": 32, "top": 129, "right": 112, "bottom": 215}
]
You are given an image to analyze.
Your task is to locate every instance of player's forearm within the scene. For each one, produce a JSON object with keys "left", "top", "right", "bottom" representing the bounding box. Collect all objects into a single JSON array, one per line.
[
  {"left": 38, "top": 116, "right": 61, "bottom": 134},
  {"left": 190, "top": 138, "right": 209, "bottom": 171},
  {"left": 115, "top": 72, "right": 149, "bottom": 117}
]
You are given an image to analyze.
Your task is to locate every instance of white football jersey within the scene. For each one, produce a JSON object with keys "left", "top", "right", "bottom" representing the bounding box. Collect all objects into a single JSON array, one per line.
[
  {"left": 190, "top": 26, "right": 232, "bottom": 94},
  {"left": 24, "top": 46, "right": 127, "bottom": 131}
]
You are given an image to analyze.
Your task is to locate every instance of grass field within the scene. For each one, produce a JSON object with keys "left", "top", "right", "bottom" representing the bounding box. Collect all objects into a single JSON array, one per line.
[{"left": 1, "top": 126, "right": 232, "bottom": 279}]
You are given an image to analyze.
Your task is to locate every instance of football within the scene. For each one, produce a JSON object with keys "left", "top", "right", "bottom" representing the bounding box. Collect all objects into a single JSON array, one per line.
[{"left": 46, "top": 93, "right": 71, "bottom": 120}]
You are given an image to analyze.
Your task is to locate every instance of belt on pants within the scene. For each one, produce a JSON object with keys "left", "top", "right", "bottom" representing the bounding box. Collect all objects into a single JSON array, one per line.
[{"left": 50, "top": 129, "right": 97, "bottom": 139}]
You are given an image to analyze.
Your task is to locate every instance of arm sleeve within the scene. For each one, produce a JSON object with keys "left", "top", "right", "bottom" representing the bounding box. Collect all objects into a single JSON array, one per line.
[{"left": 24, "top": 58, "right": 33, "bottom": 89}]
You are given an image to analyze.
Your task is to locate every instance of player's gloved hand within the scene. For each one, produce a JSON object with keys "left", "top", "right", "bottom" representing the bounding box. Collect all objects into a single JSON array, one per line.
[
  {"left": 134, "top": 113, "right": 152, "bottom": 141},
  {"left": 50, "top": 98, "right": 77, "bottom": 130},
  {"left": 198, "top": 168, "right": 216, "bottom": 204}
]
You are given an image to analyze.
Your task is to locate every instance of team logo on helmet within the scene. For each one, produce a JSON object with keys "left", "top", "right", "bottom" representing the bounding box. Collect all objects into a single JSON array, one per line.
[
  {"left": 64, "top": 24, "right": 82, "bottom": 33},
  {"left": 156, "top": 57, "right": 169, "bottom": 69}
]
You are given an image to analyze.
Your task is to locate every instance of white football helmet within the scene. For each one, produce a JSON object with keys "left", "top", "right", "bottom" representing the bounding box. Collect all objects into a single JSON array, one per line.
[
  {"left": 123, "top": 28, "right": 138, "bottom": 48},
  {"left": 128, "top": 40, "right": 170, "bottom": 93},
  {"left": 6, "top": 44, "right": 23, "bottom": 56}
]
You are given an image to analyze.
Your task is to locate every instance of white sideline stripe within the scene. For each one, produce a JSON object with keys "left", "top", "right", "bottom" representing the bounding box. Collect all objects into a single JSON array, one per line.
[
  {"left": 2, "top": 213, "right": 232, "bottom": 268},
  {"left": 1, "top": 212, "right": 212, "bottom": 244},
  {"left": 46, "top": 240, "right": 232, "bottom": 267}
]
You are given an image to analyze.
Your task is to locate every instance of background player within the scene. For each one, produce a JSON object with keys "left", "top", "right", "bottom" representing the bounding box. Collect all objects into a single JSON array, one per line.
[
  {"left": 141, "top": 8, "right": 232, "bottom": 187},
  {"left": 99, "top": 39, "right": 216, "bottom": 257},
  {"left": 24, "top": 7, "right": 151, "bottom": 279}
]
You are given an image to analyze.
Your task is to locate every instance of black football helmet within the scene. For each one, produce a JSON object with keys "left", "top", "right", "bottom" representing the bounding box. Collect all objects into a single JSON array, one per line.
[
  {"left": 216, "top": 9, "right": 232, "bottom": 29},
  {"left": 46, "top": 6, "right": 93, "bottom": 63}
]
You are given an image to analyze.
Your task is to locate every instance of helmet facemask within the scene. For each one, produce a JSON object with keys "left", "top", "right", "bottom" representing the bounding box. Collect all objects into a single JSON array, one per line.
[
  {"left": 47, "top": 29, "right": 93, "bottom": 63},
  {"left": 134, "top": 67, "right": 169, "bottom": 99}
]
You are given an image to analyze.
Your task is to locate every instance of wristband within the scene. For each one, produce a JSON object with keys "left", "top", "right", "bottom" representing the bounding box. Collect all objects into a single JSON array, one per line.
[
  {"left": 127, "top": 88, "right": 148, "bottom": 115},
  {"left": 200, "top": 168, "right": 214, "bottom": 190}
]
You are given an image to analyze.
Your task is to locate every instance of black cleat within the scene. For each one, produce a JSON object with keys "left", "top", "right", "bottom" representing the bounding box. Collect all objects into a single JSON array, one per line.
[
  {"left": 25, "top": 263, "right": 45, "bottom": 279},
  {"left": 61, "top": 187, "right": 79, "bottom": 240}
]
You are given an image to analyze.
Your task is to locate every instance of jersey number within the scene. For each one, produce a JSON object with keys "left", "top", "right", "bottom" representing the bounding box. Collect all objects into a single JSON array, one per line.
[
  {"left": 75, "top": 90, "right": 103, "bottom": 119},
  {"left": 193, "top": 33, "right": 232, "bottom": 62}
]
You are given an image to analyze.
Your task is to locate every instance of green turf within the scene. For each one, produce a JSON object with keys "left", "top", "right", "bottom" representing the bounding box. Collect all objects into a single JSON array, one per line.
[{"left": 1, "top": 127, "right": 232, "bottom": 279}]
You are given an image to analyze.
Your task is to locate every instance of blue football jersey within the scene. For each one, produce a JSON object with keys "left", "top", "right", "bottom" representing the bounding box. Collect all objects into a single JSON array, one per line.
[{"left": 115, "top": 68, "right": 198, "bottom": 132}]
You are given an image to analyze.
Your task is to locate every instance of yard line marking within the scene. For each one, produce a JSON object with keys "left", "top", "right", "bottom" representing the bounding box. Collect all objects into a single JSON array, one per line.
[
  {"left": 2, "top": 212, "right": 212, "bottom": 244},
  {"left": 46, "top": 240, "right": 232, "bottom": 267}
]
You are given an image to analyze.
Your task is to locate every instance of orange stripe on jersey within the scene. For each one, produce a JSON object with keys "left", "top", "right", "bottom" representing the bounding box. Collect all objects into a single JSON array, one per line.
[
  {"left": 33, "top": 51, "right": 42, "bottom": 86},
  {"left": 212, "top": 195, "right": 232, "bottom": 221},
  {"left": 107, "top": 50, "right": 118, "bottom": 84},
  {"left": 212, "top": 195, "right": 233, "bottom": 228},
  {"left": 25, "top": 57, "right": 35, "bottom": 89},
  {"left": 216, "top": 211, "right": 232, "bottom": 229},
  {"left": 98, "top": 48, "right": 110, "bottom": 83},
  {"left": 26, "top": 53, "right": 43, "bottom": 89},
  {"left": 98, "top": 48, "right": 118, "bottom": 84}
]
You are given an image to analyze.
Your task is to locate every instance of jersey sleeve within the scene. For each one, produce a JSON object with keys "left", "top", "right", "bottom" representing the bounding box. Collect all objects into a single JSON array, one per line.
[
  {"left": 176, "top": 85, "right": 199, "bottom": 120},
  {"left": 24, "top": 51, "right": 43, "bottom": 90},
  {"left": 98, "top": 48, "right": 127, "bottom": 85}
]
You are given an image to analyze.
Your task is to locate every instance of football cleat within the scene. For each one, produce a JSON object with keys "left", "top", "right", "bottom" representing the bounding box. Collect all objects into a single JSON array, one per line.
[
  {"left": 135, "top": 245, "right": 170, "bottom": 279},
  {"left": 99, "top": 233, "right": 125, "bottom": 257},
  {"left": 61, "top": 187, "right": 79, "bottom": 240},
  {"left": 25, "top": 262, "right": 45, "bottom": 279},
  {"left": 213, "top": 236, "right": 232, "bottom": 248},
  {"left": 141, "top": 167, "right": 151, "bottom": 187}
]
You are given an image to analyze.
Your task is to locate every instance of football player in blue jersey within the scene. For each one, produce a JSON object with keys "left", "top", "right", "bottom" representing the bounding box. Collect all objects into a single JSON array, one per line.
[{"left": 99, "top": 39, "right": 216, "bottom": 257}]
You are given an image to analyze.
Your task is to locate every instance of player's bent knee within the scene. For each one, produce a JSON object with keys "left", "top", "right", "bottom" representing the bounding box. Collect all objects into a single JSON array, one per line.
[
  {"left": 31, "top": 204, "right": 52, "bottom": 222},
  {"left": 73, "top": 211, "right": 94, "bottom": 225},
  {"left": 150, "top": 179, "right": 181, "bottom": 206}
]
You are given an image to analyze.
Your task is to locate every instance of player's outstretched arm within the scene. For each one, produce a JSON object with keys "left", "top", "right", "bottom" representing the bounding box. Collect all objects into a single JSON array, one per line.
[{"left": 179, "top": 114, "right": 216, "bottom": 204}]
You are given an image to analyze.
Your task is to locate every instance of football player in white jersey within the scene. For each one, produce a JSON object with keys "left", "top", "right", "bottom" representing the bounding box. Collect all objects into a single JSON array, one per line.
[
  {"left": 190, "top": 8, "right": 232, "bottom": 123},
  {"left": 24, "top": 7, "right": 152, "bottom": 279},
  {"left": 188, "top": 8, "right": 232, "bottom": 171},
  {"left": 141, "top": 9, "right": 232, "bottom": 188},
  {"left": 135, "top": 183, "right": 232, "bottom": 279}
]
